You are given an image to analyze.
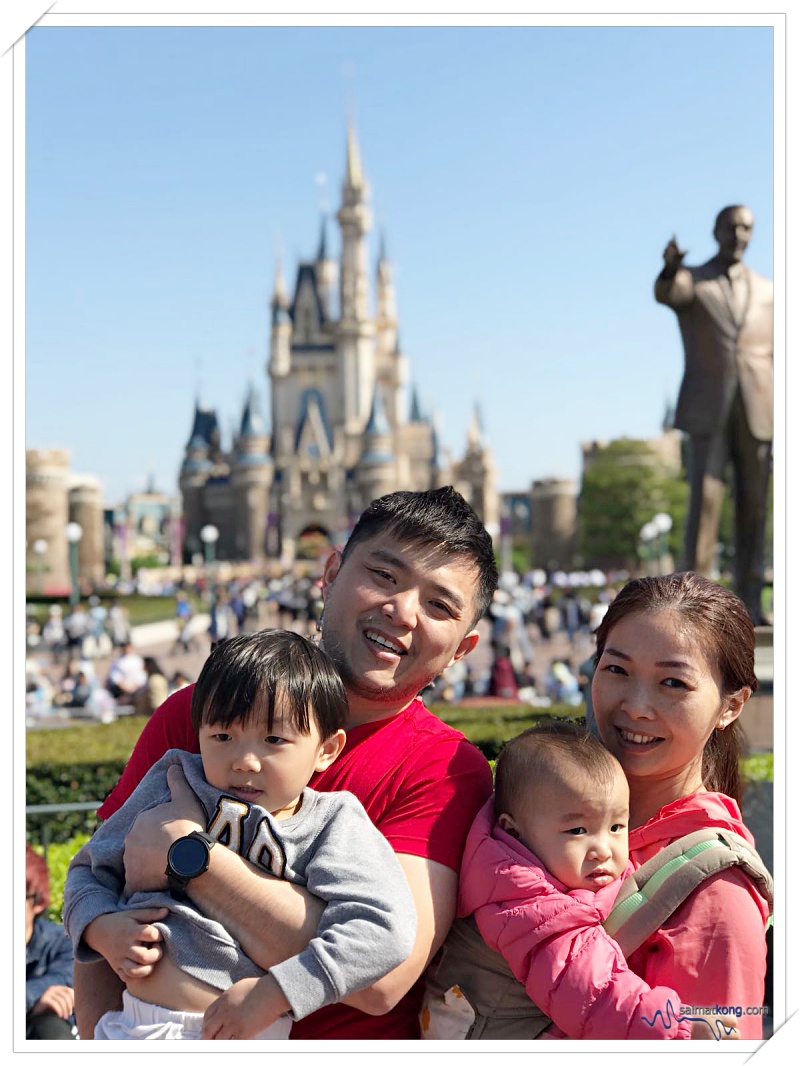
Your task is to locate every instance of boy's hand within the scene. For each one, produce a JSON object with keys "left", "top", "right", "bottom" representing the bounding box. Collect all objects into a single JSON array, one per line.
[
  {"left": 83, "top": 908, "right": 167, "bottom": 980},
  {"left": 123, "top": 764, "right": 205, "bottom": 894},
  {"left": 203, "top": 974, "right": 290, "bottom": 1040}
]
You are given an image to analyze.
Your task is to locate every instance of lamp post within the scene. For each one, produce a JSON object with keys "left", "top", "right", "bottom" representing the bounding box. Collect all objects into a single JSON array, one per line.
[
  {"left": 65, "top": 522, "right": 83, "bottom": 606},
  {"left": 200, "top": 524, "right": 219, "bottom": 635},
  {"left": 32, "top": 538, "right": 48, "bottom": 596},
  {"left": 651, "top": 512, "right": 673, "bottom": 575},
  {"left": 639, "top": 521, "right": 657, "bottom": 577}
]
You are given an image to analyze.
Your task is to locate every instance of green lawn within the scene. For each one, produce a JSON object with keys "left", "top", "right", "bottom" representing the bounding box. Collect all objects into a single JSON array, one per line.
[{"left": 26, "top": 593, "right": 204, "bottom": 628}]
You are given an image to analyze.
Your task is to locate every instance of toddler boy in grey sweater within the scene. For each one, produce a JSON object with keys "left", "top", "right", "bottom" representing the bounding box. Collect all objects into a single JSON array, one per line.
[{"left": 64, "top": 630, "right": 416, "bottom": 1040}]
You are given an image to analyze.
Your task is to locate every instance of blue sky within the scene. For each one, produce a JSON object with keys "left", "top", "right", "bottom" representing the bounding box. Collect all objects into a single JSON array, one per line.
[{"left": 21, "top": 19, "right": 777, "bottom": 504}]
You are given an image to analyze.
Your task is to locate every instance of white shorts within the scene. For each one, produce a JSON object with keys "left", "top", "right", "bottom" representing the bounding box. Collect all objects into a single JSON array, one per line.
[{"left": 94, "top": 989, "right": 293, "bottom": 1040}]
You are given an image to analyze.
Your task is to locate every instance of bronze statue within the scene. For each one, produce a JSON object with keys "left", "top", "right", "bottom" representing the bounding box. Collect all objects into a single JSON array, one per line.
[{"left": 655, "top": 205, "right": 773, "bottom": 623}]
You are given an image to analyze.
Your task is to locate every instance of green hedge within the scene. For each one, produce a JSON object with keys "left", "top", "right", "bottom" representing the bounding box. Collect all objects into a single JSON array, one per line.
[
  {"left": 26, "top": 708, "right": 773, "bottom": 921},
  {"left": 26, "top": 718, "right": 148, "bottom": 844},
  {"left": 25, "top": 707, "right": 773, "bottom": 845}
]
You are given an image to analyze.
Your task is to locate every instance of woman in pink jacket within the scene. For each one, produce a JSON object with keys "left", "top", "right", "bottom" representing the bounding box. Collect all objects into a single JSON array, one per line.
[
  {"left": 592, "top": 572, "right": 771, "bottom": 1039},
  {"left": 423, "top": 572, "right": 771, "bottom": 1040}
]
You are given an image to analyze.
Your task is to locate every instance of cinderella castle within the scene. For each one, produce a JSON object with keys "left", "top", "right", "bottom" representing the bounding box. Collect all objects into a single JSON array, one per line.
[{"left": 179, "top": 125, "right": 498, "bottom": 565}]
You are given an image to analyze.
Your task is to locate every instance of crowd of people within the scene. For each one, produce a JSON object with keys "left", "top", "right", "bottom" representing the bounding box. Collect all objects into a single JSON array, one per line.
[
  {"left": 25, "top": 637, "right": 190, "bottom": 727},
  {"left": 25, "top": 487, "right": 773, "bottom": 1043}
]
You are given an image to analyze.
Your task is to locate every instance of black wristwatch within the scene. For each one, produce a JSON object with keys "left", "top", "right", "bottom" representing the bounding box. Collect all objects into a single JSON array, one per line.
[{"left": 165, "top": 831, "right": 216, "bottom": 900}]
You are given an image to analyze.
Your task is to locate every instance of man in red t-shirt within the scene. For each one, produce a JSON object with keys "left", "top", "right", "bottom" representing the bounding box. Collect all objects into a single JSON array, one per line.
[{"left": 75, "top": 487, "right": 497, "bottom": 1040}]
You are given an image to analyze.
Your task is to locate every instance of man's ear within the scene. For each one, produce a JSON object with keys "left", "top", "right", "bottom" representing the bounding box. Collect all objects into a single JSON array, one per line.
[
  {"left": 316, "top": 729, "right": 346, "bottom": 771},
  {"left": 321, "top": 550, "right": 343, "bottom": 595},
  {"left": 718, "top": 686, "right": 751, "bottom": 730},
  {"left": 446, "top": 629, "right": 480, "bottom": 668}
]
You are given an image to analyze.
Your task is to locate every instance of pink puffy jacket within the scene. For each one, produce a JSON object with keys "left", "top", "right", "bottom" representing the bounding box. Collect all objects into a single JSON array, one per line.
[
  {"left": 458, "top": 791, "right": 770, "bottom": 1039},
  {"left": 457, "top": 799, "right": 694, "bottom": 1039}
]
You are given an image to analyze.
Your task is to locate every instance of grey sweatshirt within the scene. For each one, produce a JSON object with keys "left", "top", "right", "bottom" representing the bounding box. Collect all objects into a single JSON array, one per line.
[{"left": 63, "top": 749, "right": 416, "bottom": 1020}]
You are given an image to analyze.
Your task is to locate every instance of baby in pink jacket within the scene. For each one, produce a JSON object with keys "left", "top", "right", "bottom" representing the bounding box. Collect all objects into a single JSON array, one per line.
[{"left": 422, "top": 723, "right": 732, "bottom": 1040}]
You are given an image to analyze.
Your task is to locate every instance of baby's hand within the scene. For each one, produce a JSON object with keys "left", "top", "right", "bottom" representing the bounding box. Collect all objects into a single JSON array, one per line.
[{"left": 202, "top": 974, "right": 289, "bottom": 1040}]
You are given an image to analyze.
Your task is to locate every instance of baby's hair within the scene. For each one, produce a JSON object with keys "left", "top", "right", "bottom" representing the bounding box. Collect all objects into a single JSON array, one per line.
[
  {"left": 495, "top": 721, "right": 623, "bottom": 820},
  {"left": 191, "top": 630, "right": 348, "bottom": 740}
]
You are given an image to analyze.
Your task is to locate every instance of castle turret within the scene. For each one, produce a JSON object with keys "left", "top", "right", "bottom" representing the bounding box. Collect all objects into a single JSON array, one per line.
[
  {"left": 336, "top": 123, "right": 374, "bottom": 432},
  {"left": 269, "top": 250, "right": 292, "bottom": 379},
  {"left": 452, "top": 403, "right": 498, "bottom": 529},
  {"left": 26, "top": 448, "right": 71, "bottom": 593},
  {"left": 179, "top": 400, "right": 218, "bottom": 561},
  {"left": 375, "top": 231, "right": 397, "bottom": 355},
  {"left": 231, "top": 383, "right": 272, "bottom": 562},
  {"left": 356, "top": 383, "right": 396, "bottom": 500},
  {"left": 314, "top": 215, "right": 337, "bottom": 322},
  {"left": 68, "top": 475, "right": 105, "bottom": 586}
]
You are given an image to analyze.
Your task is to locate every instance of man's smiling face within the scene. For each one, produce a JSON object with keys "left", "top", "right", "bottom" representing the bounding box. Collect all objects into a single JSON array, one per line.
[{"left": 319, "top": 533, "right": 481, "bottom": 722}]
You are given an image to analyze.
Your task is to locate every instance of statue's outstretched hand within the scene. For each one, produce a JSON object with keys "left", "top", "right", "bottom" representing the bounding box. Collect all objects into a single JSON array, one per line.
[{"left": 663, "top": 236, "right": 687, "bottom": 272}]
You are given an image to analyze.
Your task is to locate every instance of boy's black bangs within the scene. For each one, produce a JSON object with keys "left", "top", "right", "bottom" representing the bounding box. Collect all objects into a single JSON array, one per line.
[{"left": 198, "top": 673, "right": 312, "bottom": 735}]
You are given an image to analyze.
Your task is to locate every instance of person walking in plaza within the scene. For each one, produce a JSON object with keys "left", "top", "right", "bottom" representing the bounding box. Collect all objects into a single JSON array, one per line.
[
  {"left": 41, "top": 605, "right": 66, "bottom": 663},
  {"left": 107, "top": 598, "right": 131, "bottom": 649},
  {"left": 105, "top": 642, "right": 147, "bottom": 705},
  {"left": 73, "top": 486, "right": 498, "bottom": 1041}
]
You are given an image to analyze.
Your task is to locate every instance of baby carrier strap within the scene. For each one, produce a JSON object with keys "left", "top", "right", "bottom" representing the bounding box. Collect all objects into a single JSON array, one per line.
[{"left": 604, "top": 828, "right": 773, "bottom": 958}]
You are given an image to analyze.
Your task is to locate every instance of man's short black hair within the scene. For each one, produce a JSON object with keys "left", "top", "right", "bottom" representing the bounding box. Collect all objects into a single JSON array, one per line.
[
  {"left": 341, "top": 486, "right": 498, "bottom": 626},
  {"left": 191, "top": 630, "right": 348, "bottom": 739}
]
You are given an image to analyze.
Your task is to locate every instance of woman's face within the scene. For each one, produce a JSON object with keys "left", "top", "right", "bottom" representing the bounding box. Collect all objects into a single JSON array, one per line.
[{"left": 592, "top": 608, "right": 745, "bottom": 795}]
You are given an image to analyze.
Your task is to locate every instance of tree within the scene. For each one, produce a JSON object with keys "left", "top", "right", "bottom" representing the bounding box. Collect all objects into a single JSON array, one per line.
[{"left": 577, "top": 438, "right": 688, "bottom": 571}]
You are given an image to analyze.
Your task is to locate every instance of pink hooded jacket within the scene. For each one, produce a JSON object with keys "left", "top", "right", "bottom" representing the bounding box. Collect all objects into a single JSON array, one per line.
[
  {"left": 626, "top": 791, "right": 771, "bottom": 1040},
  {"left": 457, "top": 798, "right": 693, "bottom": 1039}
]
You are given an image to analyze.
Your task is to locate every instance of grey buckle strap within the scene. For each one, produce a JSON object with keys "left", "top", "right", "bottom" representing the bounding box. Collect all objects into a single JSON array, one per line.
[{"left": 604, "top": 828, "right": 773, "bottom": 958}]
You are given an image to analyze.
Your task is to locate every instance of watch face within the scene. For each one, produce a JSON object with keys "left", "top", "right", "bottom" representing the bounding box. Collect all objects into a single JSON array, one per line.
[{"left": 170, "top": 835, "right": 209, "bottom": 878}]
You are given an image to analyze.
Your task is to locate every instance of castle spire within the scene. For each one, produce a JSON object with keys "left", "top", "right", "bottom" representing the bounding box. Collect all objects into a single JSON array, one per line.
[
  {"left": 271, "top": 242, "right": 289, "bottom": 307},
  {"left": 317, "top": 214, "right": 328, "bottom": 262},
  {"left": 467, "top": 403, "right": 484, "bottom": 449},
  {"left": 344, "top": 120, "right": 365, "bottom": 196}
]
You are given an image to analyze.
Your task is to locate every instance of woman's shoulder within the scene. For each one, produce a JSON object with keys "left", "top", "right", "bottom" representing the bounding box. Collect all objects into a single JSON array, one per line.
[{"left": 657, "top": 864, "right": 771, "bottom": 952}]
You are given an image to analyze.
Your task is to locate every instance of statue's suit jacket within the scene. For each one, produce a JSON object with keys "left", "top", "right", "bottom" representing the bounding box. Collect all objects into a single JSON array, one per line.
[{"left": 655, "top": 259, "right": 773, "bottom": 442}]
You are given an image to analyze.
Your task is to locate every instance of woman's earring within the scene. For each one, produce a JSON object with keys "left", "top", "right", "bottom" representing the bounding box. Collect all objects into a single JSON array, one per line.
[{"left": 316, "top": 607, "right": 324, "bottom": 634}]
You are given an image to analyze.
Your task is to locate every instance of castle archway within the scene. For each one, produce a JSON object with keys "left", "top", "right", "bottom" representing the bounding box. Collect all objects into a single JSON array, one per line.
[{"left": 296, "top": 525, "right": 332, "bottom": 561}]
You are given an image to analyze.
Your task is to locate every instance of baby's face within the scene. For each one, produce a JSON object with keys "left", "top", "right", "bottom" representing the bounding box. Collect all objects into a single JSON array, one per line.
[{"left": 499, "top": 766, "right": 629, "bottom": 891}]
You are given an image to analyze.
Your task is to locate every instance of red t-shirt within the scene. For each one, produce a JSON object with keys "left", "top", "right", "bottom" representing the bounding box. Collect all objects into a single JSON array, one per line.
[{"left": 98, "top": 684, "right": 493, "bottom": 1039}]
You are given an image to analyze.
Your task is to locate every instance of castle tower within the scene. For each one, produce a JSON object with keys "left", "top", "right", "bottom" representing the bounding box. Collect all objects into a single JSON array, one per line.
[
  {"left": 179, "top": 401, "right": 218, "bottom": 561},
  {"left": 356, "top": 383, "right": 397, "bottom": 501},
  {"left": 530, "top": 477, "right": 578, "bottom": 571},
  {"left": 373, "top": 237, "right": 407, "bottom": 432},
  {"left": 26, "top": 448, "right": 71, "bottom": 593},
  {"left": 314, "top": 215, "right": 337, "bottom": 322},
  {"left": 268, "top": 250, "right": 292, "bottom": 381},
  {"left": 68, "top": 475, "right": 105, "bottom": 586},
  {"left": 452, "top": 404, "right": 499, "bottom": 531},
  {"left": 375, "top": 232, "right": 398, "bottom": 358},
  {"left": 336, "top": 123, "right": 375, "bottom": 435},
  {"left": 231, "top": 382, "right": 272, "bottom": 562},
  {"left": 177, "top": 122, "right": 498, "bottom": 565}
]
